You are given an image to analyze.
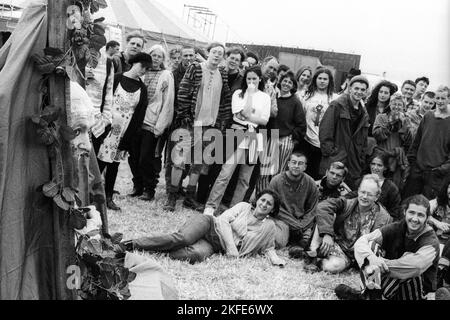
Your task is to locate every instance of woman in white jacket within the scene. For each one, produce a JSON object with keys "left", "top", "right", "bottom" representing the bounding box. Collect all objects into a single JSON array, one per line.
[
  {"left": 203, "top": 66, "right": 271, "bottom": 216},
  {"left": 129, "top": 45, "right": 175, "bottom": 201}
]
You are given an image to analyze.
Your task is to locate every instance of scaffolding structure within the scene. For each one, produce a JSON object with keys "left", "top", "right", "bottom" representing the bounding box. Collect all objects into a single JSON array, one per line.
[{"left": 183, "top": 4, "right": 217, "bottom": 40}]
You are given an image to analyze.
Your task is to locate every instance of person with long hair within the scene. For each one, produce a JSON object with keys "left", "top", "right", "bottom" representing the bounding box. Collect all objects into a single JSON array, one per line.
[
  {"left": 295, "top": 66, "right": 312, "bottom": 99},
  {"left": 124, "top": 190, "right": 285, "bottom": 265},
  {"left": 203, "top": 66, "right": 271, "bottom": 216},
  {"left": 372, "top": 93, "right": 410, "bottom": 191},
  {"left": 97, "top": 53, "right": 151, "bottom": 210},
  {"left": 300, "top": 68, "right": 338, "bottom": 179},
  {"left": 256, "top": 72, "right": 306, "bottom": 192},
  {"left": 365, "top": 80, "right": 397, "bottom": 136}
]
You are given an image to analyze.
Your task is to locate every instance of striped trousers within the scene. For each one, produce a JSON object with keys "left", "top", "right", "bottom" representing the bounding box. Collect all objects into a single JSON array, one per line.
[
  {"left": 256, "top": 135, "right": 294, "bottom": 195},
  {"left": 360, "top": 242, "right": 425, "bottom": 300}
]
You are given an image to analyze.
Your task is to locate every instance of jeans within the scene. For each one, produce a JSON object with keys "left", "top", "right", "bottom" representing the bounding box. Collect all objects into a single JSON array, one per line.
[
  {"left": 403, "top": 165, "right": 447, "bottom": 200},
  {"left": 139, "top": 130, "right": 164, "bottom": 194},
  {"left": 206, "top": 147, "right": 255, "bottom": 210},
  {"left": 133, "top": 215, "right": 222, "bottom": 263}
]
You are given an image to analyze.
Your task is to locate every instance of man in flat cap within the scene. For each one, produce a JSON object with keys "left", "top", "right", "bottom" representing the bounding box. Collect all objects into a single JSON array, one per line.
[{"left": 319, "top": 75, "right": 370, "bottom": 190}]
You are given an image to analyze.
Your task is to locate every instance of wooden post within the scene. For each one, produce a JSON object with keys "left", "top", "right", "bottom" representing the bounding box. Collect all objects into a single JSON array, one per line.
[{"left": 47, "top": 0, "right": 76, "bottom": 300}]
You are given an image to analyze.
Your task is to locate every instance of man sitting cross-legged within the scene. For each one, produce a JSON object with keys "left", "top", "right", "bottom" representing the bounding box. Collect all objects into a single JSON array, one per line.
[
  {"left": 299, "top": 174, "right": 392, "bottom": 273},
  {"left": 335, "top": 194, "right": 440, "bottom": 300},
  {"left": 268, "top": 152, "right": 319, "bottom": 251}
]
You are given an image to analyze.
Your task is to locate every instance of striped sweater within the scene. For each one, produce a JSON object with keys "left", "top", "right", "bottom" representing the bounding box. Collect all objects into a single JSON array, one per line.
[{"left": 175, "top": 62, "right": 232, "bottom": 132}]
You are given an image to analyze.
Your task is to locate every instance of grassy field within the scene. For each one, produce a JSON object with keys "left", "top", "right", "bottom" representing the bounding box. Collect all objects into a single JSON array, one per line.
[{"left": 107, "top": 163, "right": 359, "bottom": 300}]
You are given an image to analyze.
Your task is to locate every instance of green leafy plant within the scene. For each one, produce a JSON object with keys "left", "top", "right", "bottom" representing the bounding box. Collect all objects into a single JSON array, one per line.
[{"left": 75, "top": 233, "right": 136, "bottom": 300}]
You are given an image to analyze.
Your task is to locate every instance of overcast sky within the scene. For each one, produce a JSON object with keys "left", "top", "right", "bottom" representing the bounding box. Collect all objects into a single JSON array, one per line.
[{"left": 162, "top": 0, "right": 449, "bottom": 89}]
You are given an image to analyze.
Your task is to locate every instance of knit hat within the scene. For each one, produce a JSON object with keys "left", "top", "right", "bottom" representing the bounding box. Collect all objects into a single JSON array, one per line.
[{"left": 349, "top": 75, "right": 369, "bottom": 88}]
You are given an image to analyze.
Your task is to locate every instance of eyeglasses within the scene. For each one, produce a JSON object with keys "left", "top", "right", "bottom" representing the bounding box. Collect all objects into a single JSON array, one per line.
[{"left": 358, "top": 190, "right": 377, "bottom": 198}]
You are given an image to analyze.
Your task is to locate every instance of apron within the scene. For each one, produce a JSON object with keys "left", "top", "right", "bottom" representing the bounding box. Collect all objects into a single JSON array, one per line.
[{"left": 97, "top": 83, "right": 141, "bottom": 163}]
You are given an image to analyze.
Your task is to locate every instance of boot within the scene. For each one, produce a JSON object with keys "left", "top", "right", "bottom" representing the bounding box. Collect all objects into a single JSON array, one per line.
[
  {"left": 334, "top": 284, "right": 364, "bottom": 300},
  {"left": 139, "top": 190, "right": 155, "bottom": 201},
  {"left": 106, "top": 195, "right": 121, "bottom": 211},
  {"left": 164, "top": 185, "right": 178, "bottom": 212},
  {"left": 183, "top": 185, "right": 205, "bottom": 212},
  {"left": 128, "top": 185, "right": 143, "bottom": 197}
]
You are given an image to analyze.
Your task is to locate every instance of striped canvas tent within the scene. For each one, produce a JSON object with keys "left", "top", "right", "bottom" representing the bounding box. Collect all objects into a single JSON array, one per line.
[{"left": 95, "top": 0, "right": 210, "bottom": 48}]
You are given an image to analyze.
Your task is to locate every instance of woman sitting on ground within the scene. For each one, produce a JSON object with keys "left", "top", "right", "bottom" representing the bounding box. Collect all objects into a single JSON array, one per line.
[{"left": 123, "top": 190, "right": 285, "bottom": 265}]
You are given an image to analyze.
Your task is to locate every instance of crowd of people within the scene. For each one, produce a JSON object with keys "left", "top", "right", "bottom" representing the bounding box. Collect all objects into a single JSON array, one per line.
[{"left": 84, "top": 32, "right": 450, "bottom": 300}]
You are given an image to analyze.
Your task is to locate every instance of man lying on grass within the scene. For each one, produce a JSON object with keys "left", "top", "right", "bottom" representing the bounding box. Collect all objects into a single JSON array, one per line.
[
  {"left": 335, "top": 194, "right": 440, "bottom": 300},
  {"left": 121, "top": 189, "right": 286, "bottom": 266}
]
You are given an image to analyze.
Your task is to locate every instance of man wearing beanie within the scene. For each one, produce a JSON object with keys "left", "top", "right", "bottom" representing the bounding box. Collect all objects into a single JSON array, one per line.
[{"left": 319, "top": 75, "right": 370, "bottom": 189}]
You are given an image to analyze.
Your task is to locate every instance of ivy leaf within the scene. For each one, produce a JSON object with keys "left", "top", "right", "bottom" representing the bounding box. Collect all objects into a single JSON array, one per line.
[
  {"left": 95, "top": 0, "right": 108, "bottom": 9},
  {"left": 100, "top": 272, "right": 114, "bottom": 290},
  {"left": 110, "top": 233, "right": 123, "bottom": 245},
  {"left": 53, "top": 194, "right": 71, "bottom": 211},
  {"left": 59, "top": 125, "right": 76, "bottom": 141},
  {"left": 42, "top": 181, "right": 59, "bottom": 198},
  {"left": 87, "top": 239, "right": 103, "bottom": 255},
  {"left": 62, "top": 187, "right": 76, "bottom": 203},
  {"left": 127, "top": 270, "right": 136, "bottom": 283},
  {"left": 93, "top": 17, "right": 105, "bottom": 23}
]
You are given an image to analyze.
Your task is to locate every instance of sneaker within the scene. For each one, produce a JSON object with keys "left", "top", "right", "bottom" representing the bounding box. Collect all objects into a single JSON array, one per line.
[
  {"left": 436, "top": 287, "right": 450, "bottom": 300},
  {"left": 203, "top": 207, "right": 215, "bottom": 216},
  {"left": 334, "top": 284, "right": 364, "bottom": 300},
  {"left": 183, "top": 196, "right": 205, "bottom": 212},
  {"left": 164, "top": 192, "right": 177, "bottom": 212}
]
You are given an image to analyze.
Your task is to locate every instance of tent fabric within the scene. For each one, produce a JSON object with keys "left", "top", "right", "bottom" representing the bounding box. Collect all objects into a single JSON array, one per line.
[
  {"left": 96, "top": 0, "right": 210, "bottom": 43},
  {"left": 0, "top": 0, "right": 56, "bottom": 299},
  {"left": 125, "top": 252, "right": 179, "bottom": 300}
]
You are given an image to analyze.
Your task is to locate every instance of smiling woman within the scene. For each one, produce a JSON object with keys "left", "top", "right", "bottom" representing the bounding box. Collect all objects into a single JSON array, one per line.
[{"left": 123, "top": 189, "right": 285, "bottom": 265}]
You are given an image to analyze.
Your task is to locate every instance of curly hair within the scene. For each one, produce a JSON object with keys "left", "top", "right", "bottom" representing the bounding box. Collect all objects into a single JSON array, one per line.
[
  {"left": 366, "top": 80, "right": 397, "bottom": 113},
  {"left": 251, "top": 189, "right": 281, "bottom": 218},
  {"left": 276, "top": 71, "right": 298, "bottom": 94}
]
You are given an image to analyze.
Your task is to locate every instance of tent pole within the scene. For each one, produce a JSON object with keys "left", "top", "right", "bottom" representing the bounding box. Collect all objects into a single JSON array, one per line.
[{"left": 47, "top": 0, "right": 76, "bottom": 300}]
